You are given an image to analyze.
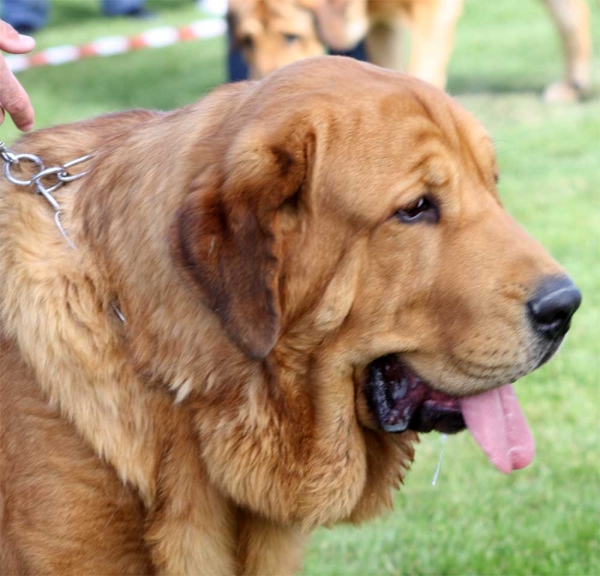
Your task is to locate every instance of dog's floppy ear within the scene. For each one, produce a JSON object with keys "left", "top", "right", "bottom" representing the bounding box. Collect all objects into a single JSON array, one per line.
[
  {"left": 310, "top": 0, "right": 369, "bottom": 51},
  {"left": 174, "top": 123, "right": 310, "bottom": 360}
]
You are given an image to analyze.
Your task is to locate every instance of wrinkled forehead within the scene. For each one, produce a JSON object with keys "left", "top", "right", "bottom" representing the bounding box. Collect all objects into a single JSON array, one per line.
[
  {"left": 309, "top": 86, "right": 498, "bottom": 220},
  {"left": 235, "top": 59, "right": 498, "bottom": 220},
  {"left": 230, "top": 0, "right": 314, "bottom": 36}
]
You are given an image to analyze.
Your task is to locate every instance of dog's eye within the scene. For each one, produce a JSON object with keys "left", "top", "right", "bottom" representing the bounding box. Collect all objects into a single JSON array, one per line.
[
  {"left": 240, "top": 35, "right": 254, "bottom": 49},
  {"left": 283, "top": 33, "right": 300, "bottom": 44},
  {"left": 395, "top": 196, "right": 439, "bottom": 224}
]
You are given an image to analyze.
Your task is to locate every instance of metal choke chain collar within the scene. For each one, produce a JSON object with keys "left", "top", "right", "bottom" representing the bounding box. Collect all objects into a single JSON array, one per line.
[
  {"left": 1, "top": 140, "right": 92, "bottom": 249},
  {"left": 0, "top": 140, "right": 125, "bottom": 322}
]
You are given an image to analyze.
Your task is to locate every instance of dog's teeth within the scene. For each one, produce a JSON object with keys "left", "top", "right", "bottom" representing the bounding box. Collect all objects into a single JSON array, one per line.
[{"left": 391, "top": 378, "right": 408, "bottom": 401}]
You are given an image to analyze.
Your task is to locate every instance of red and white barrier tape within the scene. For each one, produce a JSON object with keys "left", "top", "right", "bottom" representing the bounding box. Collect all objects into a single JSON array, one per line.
[{"left": 6, "top": 18, "right": 226, "bottom": 73}]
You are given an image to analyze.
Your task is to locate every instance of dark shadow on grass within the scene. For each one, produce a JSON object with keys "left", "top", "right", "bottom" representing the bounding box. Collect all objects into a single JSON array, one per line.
[
  {"left": 448, "top": 74, "right": 550, "bottom": 96},
  {"left": 46, "top": 0, "right": 192, "bottom": 29},
  {"left": 448, "top": 74, "right": 599, "bottom": 102},
  {"left": 48, "top": 1, "right": 100, "bottom": 29},
  {"left": 447, "top": 72, "right": 600, "bottom": 102}
]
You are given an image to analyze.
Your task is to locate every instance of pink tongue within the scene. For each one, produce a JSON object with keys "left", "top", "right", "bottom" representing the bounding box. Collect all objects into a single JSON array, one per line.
[{"left": 460, "top": 384, "right": 535, "bottom": 474}]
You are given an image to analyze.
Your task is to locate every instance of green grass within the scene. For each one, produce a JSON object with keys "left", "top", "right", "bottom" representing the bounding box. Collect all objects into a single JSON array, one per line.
[{"left": 1, "top": 0, "right": 599, "bottom": 574}]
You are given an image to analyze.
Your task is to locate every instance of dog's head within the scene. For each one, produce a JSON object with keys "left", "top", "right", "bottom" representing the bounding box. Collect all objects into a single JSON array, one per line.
[
  {"left": 174, "top": 57, "right": 580, "bottom": 475},
  {"left": 228, "top": 0, "right": 368, "bottom": 79}
]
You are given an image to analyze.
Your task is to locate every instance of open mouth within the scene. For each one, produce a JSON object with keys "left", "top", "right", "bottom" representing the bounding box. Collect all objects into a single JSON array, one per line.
[
  {"left": 365, "top": 355, "right": 465, "bottom": 434},
  {"left": 365, "top": 355, "right": 535, "bottom": 474}
]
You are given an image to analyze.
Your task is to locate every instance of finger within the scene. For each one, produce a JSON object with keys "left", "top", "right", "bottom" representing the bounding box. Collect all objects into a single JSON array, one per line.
[
  {"left": 0, "top": 105, "right": 5, "bottom": 125},
  {"left": 0, "top": 57, "right": 34, "bottom": 131},
  {"left": 0, "top": 20, "right": 36, "bottom": 54}
]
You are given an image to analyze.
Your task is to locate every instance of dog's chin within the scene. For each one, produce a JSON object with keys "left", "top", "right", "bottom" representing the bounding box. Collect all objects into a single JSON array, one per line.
[{"left": 364, "top": 355, "right": 465, "bottom": 435}]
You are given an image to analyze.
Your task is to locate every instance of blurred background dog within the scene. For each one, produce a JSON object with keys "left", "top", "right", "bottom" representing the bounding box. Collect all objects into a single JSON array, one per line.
[{"left": 228, "top": 0, "right": 591, "bottom": 101}]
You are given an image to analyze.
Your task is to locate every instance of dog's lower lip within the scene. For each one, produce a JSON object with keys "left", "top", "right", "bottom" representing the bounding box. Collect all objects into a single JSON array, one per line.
[
  {"left": 410, "top": 399, "right": 466, "bottom": 434},
  {"left": 536, "top": 334, "right": 565, "bottom": 369},
  {"left": 365, "top": 355, "right": 465, "bottom": 434}
]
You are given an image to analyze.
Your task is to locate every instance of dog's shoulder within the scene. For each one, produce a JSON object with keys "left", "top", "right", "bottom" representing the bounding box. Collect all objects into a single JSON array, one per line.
[{"left": 0, "top": 335, "right": 152, "bottom": 574}]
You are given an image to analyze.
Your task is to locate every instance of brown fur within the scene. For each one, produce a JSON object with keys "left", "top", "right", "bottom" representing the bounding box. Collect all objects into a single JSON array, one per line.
[
  {"left": 0, "top": 337, "right": 152, "bottom": 574},
  {"left": 1, "top": 57, "right": 569, "bottom": 574},
  {"left": 229, "top": 0, "right": 591, "bottom": 100}
]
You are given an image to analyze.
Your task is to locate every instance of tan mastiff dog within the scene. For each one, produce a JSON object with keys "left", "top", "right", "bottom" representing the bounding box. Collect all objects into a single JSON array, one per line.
[
  {"left": 228, "top": 0, "right": 591, "bottom": 101},
  {"left": 1, "top": 57, "right": 581, "bottom": 574}
]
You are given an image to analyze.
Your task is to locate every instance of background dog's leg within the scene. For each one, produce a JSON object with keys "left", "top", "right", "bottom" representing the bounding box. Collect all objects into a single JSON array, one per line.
[
  {"left": 542, "top": 0, "right": 591, "bottom": 102},
  {"left": 366, "top": 19, "right": 405, "bottom": 71},
  {"left": 406, "top": 0, "right": 464, "bottom": 89}
]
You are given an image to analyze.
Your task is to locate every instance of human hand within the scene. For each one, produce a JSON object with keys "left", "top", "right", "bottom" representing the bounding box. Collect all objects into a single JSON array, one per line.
[{"left": 0, "top": 19, "right": 36, "bottom": 131}]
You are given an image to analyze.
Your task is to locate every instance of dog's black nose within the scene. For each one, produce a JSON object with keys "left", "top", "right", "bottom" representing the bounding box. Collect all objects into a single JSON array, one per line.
[{"left": 528, "top": 276, "right": 581, "bottom": 338}]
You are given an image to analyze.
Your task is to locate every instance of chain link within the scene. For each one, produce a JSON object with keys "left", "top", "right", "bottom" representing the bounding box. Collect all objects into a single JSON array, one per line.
[
  {"left": 0, "top": 141, "right": 19, "bottom": 164},
  {"left": 1, "top": 140, "right": 92, "bottom": 190}
]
